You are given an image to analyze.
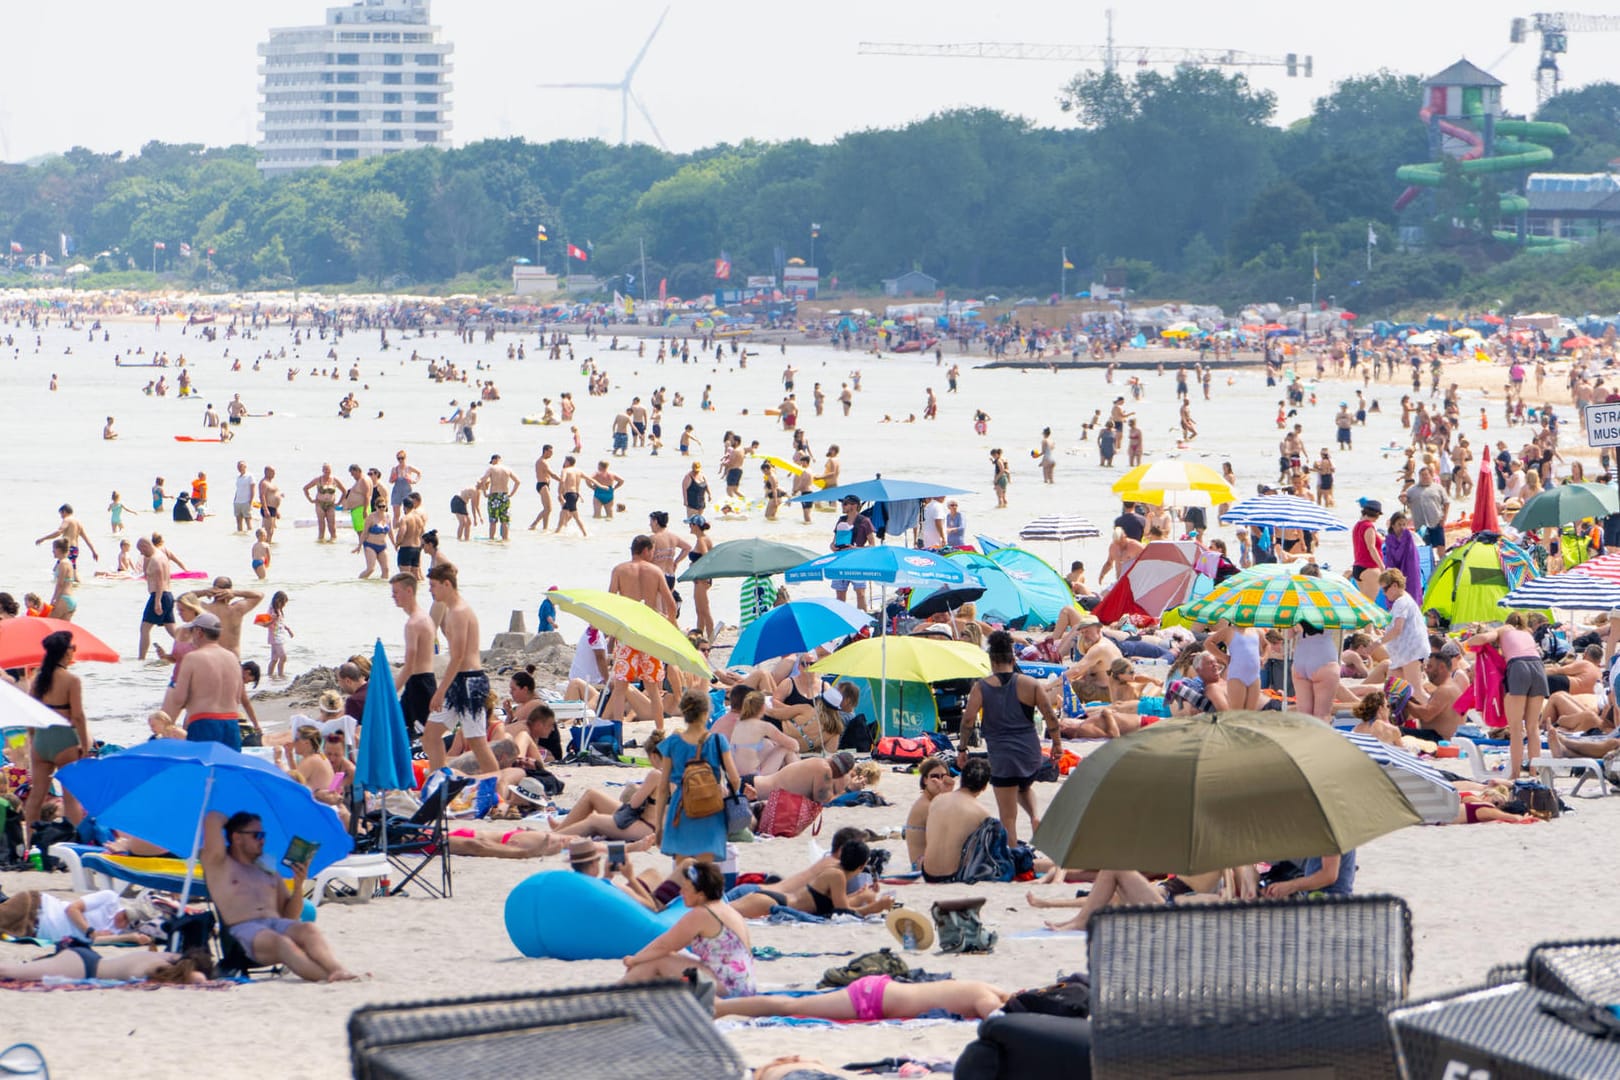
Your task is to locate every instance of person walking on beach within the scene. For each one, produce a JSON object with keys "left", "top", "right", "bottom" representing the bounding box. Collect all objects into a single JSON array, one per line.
[
  {"left": 258, "top": 466, "right": 283, "bottom": 543},
  {"left": 959, "top": 631, "right": 1061, "bottom": 845},
  {"left": 137, "top": 537, "right": 176, "bottom": 660},
  {"left": 555, "top": 456, "right": 588, "bottom": 536},
  {"left": 481, "top": 454, "right": 520, "bottom": 541},
  {"left": 388, "top": 451, "right": 421, "bottom": 530},
  {"left": 302, "top": 464, "right": 344, "bottom": 544},
  {"left": 528, "top": 444, "right": 557, "bottom": 531},
  {"left": 1038, "top": 428, "right": 1055, "bottom": 484},
  {"left": 830, "top": 495, "right": 877, "bottom": 609},
  {"left": 1401, "top": 466, "right": 1450, "bottom": 559},
  {"left": 231, "top": 461, "right": 255, "bottom": 533}
]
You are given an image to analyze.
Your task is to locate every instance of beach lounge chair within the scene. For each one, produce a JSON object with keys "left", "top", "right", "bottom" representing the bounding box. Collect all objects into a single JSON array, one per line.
[
  {"left": 1525, "top": 938, "right": 1620, "bottom": 1003},
  {"left": 1529, "top": 752, "right": 1609, "bottom": 798},
  {"left": 1388, "top": 983, "right": 1620, "bottom": 1079},
  {"left": 354, "top": 769, "right": 470, "bottom": 899},
  {"left": 52, "top": 841, "right": 388, "bottom": 907},
  {"left": 1086, "top": 894, "right": 1412, "bottom": 1077},
  {"left": 347, "top": 980, "right": 744, "bottom": 1080}
]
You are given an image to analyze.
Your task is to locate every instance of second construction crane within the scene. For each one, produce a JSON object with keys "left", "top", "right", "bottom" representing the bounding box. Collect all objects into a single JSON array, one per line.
[
  {"left": 1509, "top": 12, "right": 1620, "bottom": 106},
  {"left": 859, "top": 10, "right": 1310, "bottom": 78}
]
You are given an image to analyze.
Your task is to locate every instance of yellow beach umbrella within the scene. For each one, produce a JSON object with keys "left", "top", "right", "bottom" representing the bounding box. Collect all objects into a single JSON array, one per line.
[
  {"left": 1112, "top": 461, "right": 1236, "bottom": 504},
  {"left": 810, "top": 637, "right": 989, "bottom": 684},
  {"left": 548, "top": 588, "right": 711, "bottom": 678}
]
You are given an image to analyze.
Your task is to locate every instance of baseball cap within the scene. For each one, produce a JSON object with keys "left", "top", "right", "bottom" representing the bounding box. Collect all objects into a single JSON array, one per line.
[
  {"left": 180, "top": 611, "right": 221, "bottom": 632},
  {"left": 828, "top": 751, "right": 856, "bottom": 778}
]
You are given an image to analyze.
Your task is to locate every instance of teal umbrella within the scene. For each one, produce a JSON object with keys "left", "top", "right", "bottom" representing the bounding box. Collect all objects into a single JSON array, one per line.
[
  {"left": 676, "top": 538, "right": 817, "bottom": 582},
  {"left": 1510, "top": 483, "right": 1620, "bottom": 531}
]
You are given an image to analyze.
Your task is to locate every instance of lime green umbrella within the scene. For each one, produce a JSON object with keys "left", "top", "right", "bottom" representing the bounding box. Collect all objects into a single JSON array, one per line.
[
  {"left": 1031, "top": 711, "right": 1420, "bottom": 874},
  {"left": 549, "top": 588, "right": 711, "bottom": 678}
]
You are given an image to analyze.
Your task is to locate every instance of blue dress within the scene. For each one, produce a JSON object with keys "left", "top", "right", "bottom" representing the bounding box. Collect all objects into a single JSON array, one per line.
[{"left": 660, "top": 731, "right": 731, "bottom": 858}]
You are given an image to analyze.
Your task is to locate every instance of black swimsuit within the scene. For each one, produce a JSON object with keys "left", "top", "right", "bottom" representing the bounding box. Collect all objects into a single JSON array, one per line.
[{"left": 56, "top": 940, "right": 100, "bottom": 978}]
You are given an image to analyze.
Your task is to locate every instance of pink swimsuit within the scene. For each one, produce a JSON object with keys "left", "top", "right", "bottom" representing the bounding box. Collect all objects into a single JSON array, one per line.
[{"left": 846, "top": 974, "right": 891, "bottom": 1021}]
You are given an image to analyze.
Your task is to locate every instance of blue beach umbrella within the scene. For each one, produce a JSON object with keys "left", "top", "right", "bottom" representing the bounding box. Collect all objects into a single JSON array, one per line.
[
  {"left": 787, "top": 475, "right": 972, "bottom": 505},
  {"left": 356, "top": 638, "right": 414, "bottom": 795},
  {"left": 785, "top": 547, "right": 974, "bottom": 589},
  {"left": 728, "top": 598, "right": 874, "bottom": 667},
  {"left": 58, "top": 741, "right": 354, "bottom": 912}
]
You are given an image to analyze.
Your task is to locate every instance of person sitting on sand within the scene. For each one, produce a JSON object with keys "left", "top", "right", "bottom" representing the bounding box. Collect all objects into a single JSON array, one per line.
[
  {"left": 729, "top": 840, "right": 895, "bottom": 920},
  {"left": 903, "top": 757, "right": 953, "bottom": 869},
  {"left": 727, "top": 690, "right": 800, "bottom": 781},
  {"left": 1030, "top": 866, "right": 1256, "bottom": 931},
  {"left": 716, "top": 977, "right": 1011, "bottom": 1022},
  {"left": 546, "top": 748, "right": 663, "bottom": 842},
  {"left": 917, "top": 756, "right": 1052, "bottom": 884},
  {"left": 0, "top": 945, "right": 215, "bottom": 985},
  {"left": 620, "top": 861, "right": 755, "bottom": 1002},
  {"left": 200, "top": 810, "right": 356, "bottom": 982},
  {"left": 787, "top": 690, "right": 845, "bottom": 754},
  {"left": 1350, "top": 692, "right": 1403, "bottom": 748}
]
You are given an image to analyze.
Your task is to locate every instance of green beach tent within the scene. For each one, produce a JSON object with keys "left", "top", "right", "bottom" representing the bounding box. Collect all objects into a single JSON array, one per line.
[{"left": 1421, "top": 534, "right": 1539, "bottom": 625}]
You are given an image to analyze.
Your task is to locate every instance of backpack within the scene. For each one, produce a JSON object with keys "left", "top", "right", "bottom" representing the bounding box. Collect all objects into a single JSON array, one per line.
[
  {"left": 956, "top": 819, "right": 1017, "bottom": 884},
  {"left": 819, "top": 947, "right": 911, "bottom": 988},
  {"left": 1005, "top": 973, "right": 1091, "bottom": 1018},
  {"left": 675, "top": 735, "right": 724, "bottom": 824},
  {"left": 932, "top": 897, "right": 996, "bottom": 954}
]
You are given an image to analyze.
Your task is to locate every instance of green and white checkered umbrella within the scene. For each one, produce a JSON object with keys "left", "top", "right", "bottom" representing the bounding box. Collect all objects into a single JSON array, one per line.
[{"left": 1178, "top": 571, "right": 1391, "bottom": 629}]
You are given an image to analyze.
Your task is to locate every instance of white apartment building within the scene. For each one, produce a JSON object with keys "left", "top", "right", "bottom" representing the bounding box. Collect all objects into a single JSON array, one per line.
[{"left": 257, "top": 0, "right": 453, "bottom": 174}]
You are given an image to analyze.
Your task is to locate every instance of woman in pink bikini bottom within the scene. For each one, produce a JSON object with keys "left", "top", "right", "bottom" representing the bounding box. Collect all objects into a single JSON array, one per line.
[{"left": 714, "top": 976, "right": 1009, "bottom": 1021}]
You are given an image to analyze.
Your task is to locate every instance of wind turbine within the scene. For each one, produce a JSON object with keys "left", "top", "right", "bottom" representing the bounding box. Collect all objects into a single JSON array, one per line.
[{"left": 538, "top": 7, "right": 670, "bottom": 150}]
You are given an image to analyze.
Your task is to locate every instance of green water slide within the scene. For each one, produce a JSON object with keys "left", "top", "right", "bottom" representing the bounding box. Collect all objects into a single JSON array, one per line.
[{"left": 1394, "top": 118, "right": 1571, "bottom": 248}]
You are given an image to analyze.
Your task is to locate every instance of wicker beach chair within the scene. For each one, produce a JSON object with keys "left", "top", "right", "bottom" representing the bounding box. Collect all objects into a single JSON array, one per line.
[
  {"left": 1388, "top": 983, "right": 1620, "bottom": 1079},
  {"left": 1087, "top": 894, "right": 1412, "bottom": 1078},
  {"left": 1525, "top": 937, "right": 1620, "bottom": 1003},
  {"left": 347, "top": 981, "right": 743, "bottom": 1080}
]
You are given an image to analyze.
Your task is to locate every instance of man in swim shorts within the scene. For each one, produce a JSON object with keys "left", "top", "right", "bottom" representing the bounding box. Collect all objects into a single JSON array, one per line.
[
  {"left": 480, "top": 454, "right": 520, "bottom": 541},
  {"left": 607, "top": 536, "right": 679, "bottom": 727},
  {"left": 425, "top": 562, "right": 500, "bottom": 779},
  {"left": 920, "top": 758, "right": 1004, "bottom": 884},
  {"left": 137, "top": 537, "right": 177, "bottom": 660},
  {"left": 395, "top": 492, "right": 426, "bottom": 578},
  {"left": 201, "top": 810, "right": 354, "bottom": 982},
  {"left": 392, "top": 573, "right": 436, "bottom": 739},
  {"left": 161, "top": 612, "right": 250, "bottom": 749},
  {"left": 554, "top": 455, "right": 588, "bottom": 537}
]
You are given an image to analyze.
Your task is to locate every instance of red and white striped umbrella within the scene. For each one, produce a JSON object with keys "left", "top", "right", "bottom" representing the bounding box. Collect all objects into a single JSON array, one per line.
[
  {"left": 1569, "top": 552, "right": 1620, "bottom": 584},
  {"left": 1093, "top": 540, "right": 1217, "bottom": 622}
]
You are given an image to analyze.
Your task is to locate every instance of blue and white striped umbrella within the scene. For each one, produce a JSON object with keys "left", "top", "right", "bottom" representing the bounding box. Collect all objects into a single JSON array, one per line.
[
  {"left": 1019, "top": 515, "right": 1101, "bottom": 542},
  {"left": 1341, "top": 731, "right": 1460, "bottom": 825},
  {"left": 1499, "top": 573, "right": 1620, "bottom": 612},
  {"left": 1222, "top": 494, "right": 1349, "bottom": 532}
]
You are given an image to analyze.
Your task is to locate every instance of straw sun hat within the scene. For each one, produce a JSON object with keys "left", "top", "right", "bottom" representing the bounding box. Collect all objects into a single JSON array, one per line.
[{"left": 886, "top": 907, "right": 935, "bottom": 951}]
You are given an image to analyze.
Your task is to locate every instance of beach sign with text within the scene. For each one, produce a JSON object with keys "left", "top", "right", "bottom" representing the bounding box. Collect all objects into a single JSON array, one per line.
[{"left": 1584, "top": 402, "right": 1620, "bottom": 448}]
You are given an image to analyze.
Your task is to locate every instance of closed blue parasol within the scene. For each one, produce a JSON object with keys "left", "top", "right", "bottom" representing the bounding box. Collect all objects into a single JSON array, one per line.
[
  {"left": 356, "top": 638, "right": 415, "bottom": 796},
  {"left": 728, "top": 598, "right": 874, "bottom": 667},
  {"left": 58, "top": 741, "right": 353, "bottom": 913}
]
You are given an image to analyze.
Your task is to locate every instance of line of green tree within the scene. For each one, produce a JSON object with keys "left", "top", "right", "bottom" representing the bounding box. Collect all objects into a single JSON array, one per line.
[{"left": 6, "top": 69, "right": 1620, "bottom": 313}]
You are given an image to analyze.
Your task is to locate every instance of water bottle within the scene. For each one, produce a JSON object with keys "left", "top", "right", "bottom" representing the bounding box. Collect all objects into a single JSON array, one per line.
[{"left": 26, "top": 852, "right": 42, "bottom": 871}]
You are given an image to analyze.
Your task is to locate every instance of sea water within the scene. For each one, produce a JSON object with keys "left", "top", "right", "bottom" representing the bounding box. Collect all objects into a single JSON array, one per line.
[{"left": 0, "top": 316, "right": 1460, "bottom": 743}]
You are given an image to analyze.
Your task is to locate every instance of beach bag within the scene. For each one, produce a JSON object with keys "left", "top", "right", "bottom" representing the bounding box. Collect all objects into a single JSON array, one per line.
[
  {"left": 28, "top": 820, "right": 77, "bottom": 872},
  {"left": 1514, "top": 778, "right": 1562, "bottom": 819},
  {"left": 723, "top": 791, "right": 753, "bottom": 837},
  {"left": 872, "top": 736, "right": 932, "bottom": 763},
  {"left": 756, "top": 788, "right": 823, "bottom": 838},
  {"left": 675, "top": 736, "right": 724, "bottom": 824},
  {"left": 933, "top": 897, "right": 997, "bottom": 954},
  {"left": 1005, "top": 973, "right": 1091, "bottom": 1018},
  {"left": 820, "top": 947, "right": 910, "bottom": 988},
  {"left": 956, "top": 819, "right": 1017, "bottom": 884}
]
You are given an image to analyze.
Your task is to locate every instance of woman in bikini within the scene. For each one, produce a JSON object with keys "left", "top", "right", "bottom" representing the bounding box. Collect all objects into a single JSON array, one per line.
[
  {"left": 621, "top": 861, "right": 757, "bottom": 1002},
  {"left": 0, "top": 945, "right": 215, "bottom": 984},
  {"left": 25, "top": 631, "right": 91, "bottom": 835},
  {"left": 727, "top": 690, "right": 800, "bottom": 782},
  {"left": 646, "top": 511, "right": 691, "bottom": 591},
  {"left": 48, "top": 538, "right": 77, "bottom": 621},
  {"left": 717, "top": 976, "right": 1010, "bottom": 1022},
  {"left": 765, "top": 655, "right": 823, "bottom": 726},
  {"left": 302, "top": 464, "right": 344, "bottom": 544},
  {"left": 285, "top": 727, "right": 337, "bottom": 795},
  {"left": 358, "top": 490, "right": 392, "bottom": 579}
]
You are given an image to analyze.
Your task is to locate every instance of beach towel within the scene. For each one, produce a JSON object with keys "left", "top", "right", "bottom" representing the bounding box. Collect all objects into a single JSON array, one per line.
[{"left": 1457, "top": 643, "right": 1507, "bottom": 729}]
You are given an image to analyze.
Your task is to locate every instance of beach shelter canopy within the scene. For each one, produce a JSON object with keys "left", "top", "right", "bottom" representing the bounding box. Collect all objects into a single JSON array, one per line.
[
  {"left": 1421, "top": 535, "right": 1537, "bottom": 624},
  {"left": 1509, "top": 483, "right": 1620, "bottom": 532},
  {"left": 788, "top": 475, "right": 970, "bottom": 505},
  {"left": 1093, "top": 540, "right": 1216, "bottom": 623},
  {"left": 676, "top": 538, "right": 818, "bottom": 582},
  {"left": 1178, "top": 570, "right": 1390, "bottom": 630},
  {"left": 943, "top": 547, "right": 1074, "bottom": 629},
  {"left": 1031, "top": 711, "right": 1421, "bottom": 874}
]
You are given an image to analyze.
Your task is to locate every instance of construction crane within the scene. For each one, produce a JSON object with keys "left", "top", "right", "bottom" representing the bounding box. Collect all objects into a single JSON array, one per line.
[
  {"left": 859, "top": 9, "right": 1310, "bottom": 78},
  {"left": 1511, "top": 12, "right": 1620, "bottom": 106}
]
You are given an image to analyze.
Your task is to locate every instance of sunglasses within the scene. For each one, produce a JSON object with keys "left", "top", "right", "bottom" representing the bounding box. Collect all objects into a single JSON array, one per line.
[
  {"left": 234, "top": 830, "right": 267, "bottom": 840},
  {"left": 325, "top": 734, "right": 346, "bottom": 743}
]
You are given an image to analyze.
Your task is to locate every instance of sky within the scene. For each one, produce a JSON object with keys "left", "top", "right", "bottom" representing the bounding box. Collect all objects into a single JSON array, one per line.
[{"left": 2, "top": 1, "right": 1616, "bottom": 162}]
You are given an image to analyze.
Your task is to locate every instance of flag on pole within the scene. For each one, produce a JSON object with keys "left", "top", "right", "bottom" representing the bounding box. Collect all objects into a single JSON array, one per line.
[
  {"left": 179, "top": 242, "right": 192, "bottom": 258},
  {"left": 1367, "top": 223, "right": 1378, "bottom": 246},
  {"left": 536, "top": 224, "right": 549, "bottom": 241},
  {"left": 154, "top": 241, "right": 166, "bottom": 250},
  {"left": 1313, "top": 248, "right": 1320, "bottom": 281},
  {"left": 9, "top": 242, "right": 21, "bottom": 254},
  {"left": 59, "top": 233, "right": 74, "bottom": 258},
  {"left": 659, "top": 278, "right": 667, "bottom": 303},
  {"left": 566, "top": 243, "right": 587, "bottom": 262},
  {"left": 810, "top": 223, "right": 820, "bottom": 238},
  {"left": 584, "top": 239, "right": 594, "bottom": 254},
  {"left": 714, "top": 253, "right": 731, "bottom": 280},
  {"left": 1062, "top": 252, "right": 1075, "bottom": 270}
]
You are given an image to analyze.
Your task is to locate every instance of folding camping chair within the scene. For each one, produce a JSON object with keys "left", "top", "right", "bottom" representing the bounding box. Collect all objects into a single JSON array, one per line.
[{"left": 355, "top": 769, "right": 472, "bottom": 899}]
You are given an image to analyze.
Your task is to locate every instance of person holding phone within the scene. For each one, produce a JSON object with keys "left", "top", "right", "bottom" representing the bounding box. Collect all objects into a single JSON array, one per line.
[{"left": 200, "top": 810, "right": 356, "bottom": 983}]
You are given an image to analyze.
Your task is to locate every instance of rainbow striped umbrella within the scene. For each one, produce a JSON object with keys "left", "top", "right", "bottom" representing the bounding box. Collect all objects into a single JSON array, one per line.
[{"left": 1178, "top": 571, "right": 1391, "bottom": 630}]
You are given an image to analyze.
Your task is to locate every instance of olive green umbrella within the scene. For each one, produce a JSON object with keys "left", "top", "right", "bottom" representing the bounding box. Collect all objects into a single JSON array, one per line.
[
  {"left": 676, "top": 538, "right": 819, "bottom": 582},
  {"left": 1031, "top": 711, "right": 1420, "bottom": 875}
]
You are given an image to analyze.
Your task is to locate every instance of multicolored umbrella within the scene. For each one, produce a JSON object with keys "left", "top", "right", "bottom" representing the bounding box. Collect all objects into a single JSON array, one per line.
[
  {"left": 1093, "top": 540, "right": 1218, "bottom": 622},
  {"left": 1178, "top": 571, "right": 1390, "bottom": 629}
]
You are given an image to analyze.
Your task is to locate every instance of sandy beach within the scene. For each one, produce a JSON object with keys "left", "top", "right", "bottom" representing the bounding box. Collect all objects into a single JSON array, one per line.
[{"left": 0, "top": 302, "right": 1612, "bottom": 1075}]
